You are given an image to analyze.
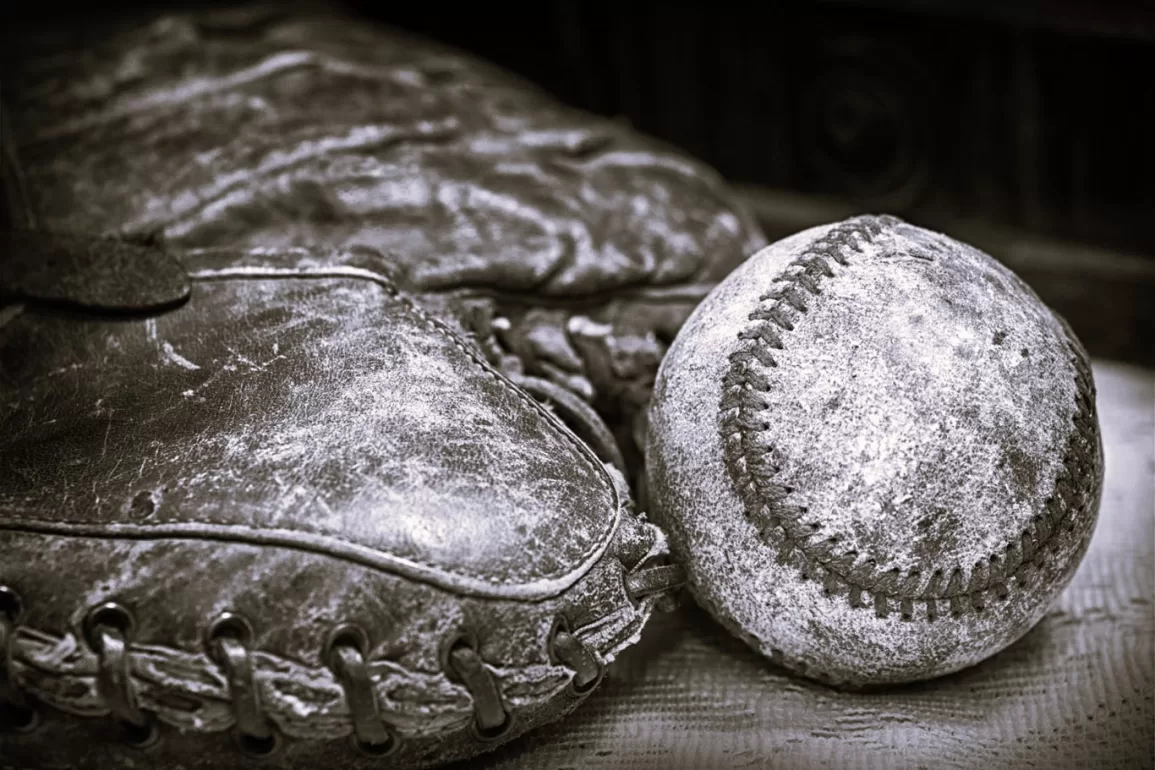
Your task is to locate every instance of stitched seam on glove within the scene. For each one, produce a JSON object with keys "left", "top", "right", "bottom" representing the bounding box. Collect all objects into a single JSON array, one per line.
[{"left": 3, "top": 580, "right": 658, "bottom": 740}]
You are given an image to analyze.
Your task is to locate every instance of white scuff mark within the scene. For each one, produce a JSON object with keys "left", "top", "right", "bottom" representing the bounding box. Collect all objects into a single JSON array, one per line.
[
  {"left": 101, "top": 413, "right": 114, "bottom": 458},
  {"left": 164, "top": 365, "right": 232, "bottom": 409},
  {"left": 106, "top": 457, "right": 124, "bottom": 482},
  {"left": 160, "top": 341, "right": 201, "bottom": 371},
  {"left": 272, "top": 343, "right": 279, "bottom": 355},
  {"left": 310, "top": 494, "right": 334, "bottom": 518},
  {"left": 226, "top": 345, "right": 285, "bottom": 373},
  {"left": 145, "top": 318, "right": 158, "bottom": 341},
  {"left": 268, "top": 472, "right": 289, "bottom": 492},
  {"left": 224, "top": 346, "right": 250, "bottom": 365},
  {"left": 48, "top": 363, "right": 83, "bottom": 378}
]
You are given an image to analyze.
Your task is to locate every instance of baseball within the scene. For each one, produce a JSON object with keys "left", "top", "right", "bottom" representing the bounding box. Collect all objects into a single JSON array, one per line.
[{"left": 646, "top": 215, "right": 1103, "bottom": 687}]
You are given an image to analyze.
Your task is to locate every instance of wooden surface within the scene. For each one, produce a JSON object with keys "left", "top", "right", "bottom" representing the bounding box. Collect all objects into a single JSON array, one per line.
[{"left": 471, "top": 359, "right": 1154, "bottom": 770}]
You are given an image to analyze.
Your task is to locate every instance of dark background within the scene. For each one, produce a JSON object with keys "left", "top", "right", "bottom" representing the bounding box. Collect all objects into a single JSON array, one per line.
[
  {"left": 362, "top": 0, "right": 1155, "bottom": 364},
  {"left": 16, "top": 0, "right": 1154, "bottom": 253},
  {"left": 8, "top": 0, "right": 1155, "bottom": 361},
  {"left": 373, "top": 1, "right": 1155, "bottom": 257}
]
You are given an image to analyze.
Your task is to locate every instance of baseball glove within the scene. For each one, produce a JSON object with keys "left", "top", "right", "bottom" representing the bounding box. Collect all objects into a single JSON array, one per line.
[
  {"left": 0, "top": 230, "right": 679, "bottom": 770},
  {"left": 1, "top": 3, "right": 765, "bottom": 478},
  {"left": 0, "top": 4, "right": 760, "bottom": 768}
]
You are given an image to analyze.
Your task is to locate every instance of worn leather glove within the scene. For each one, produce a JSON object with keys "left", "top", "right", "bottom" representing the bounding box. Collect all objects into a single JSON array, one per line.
[
  {"left": 0, "top": 230, "right": 683, "bottom": 769},
  {"left": 0, "top": 3, "right": 761, "bottom": 767},
  {"left": 1, "top": 3, "right": 765, "bottom": 479}
]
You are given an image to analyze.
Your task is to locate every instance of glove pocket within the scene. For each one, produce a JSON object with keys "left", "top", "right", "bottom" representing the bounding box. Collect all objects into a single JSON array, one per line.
[{"left": 0, "top": 248, "right": 677, "bottom": 768}]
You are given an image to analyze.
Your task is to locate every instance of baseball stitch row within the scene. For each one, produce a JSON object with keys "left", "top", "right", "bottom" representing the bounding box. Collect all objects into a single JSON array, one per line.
[{"left": 718, "top": 215, "right": 1100, "bottom": 622}]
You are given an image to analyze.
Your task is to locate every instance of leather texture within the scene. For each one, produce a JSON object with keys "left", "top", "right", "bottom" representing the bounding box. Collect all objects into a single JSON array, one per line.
[
  {"left": 0, "top": 243, "right": 672, "bottom": 768},
  {"left": 2, "top": 248, "right": 619, "bottom": 598},
  {"left": 0, "top": 2, "right": 766, "bottom": 477}
]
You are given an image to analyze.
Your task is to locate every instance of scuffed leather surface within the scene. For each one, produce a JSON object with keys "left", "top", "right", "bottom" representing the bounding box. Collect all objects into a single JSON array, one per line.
[
  {"left": 0, "top": 245, "right": 671, "bottom": 768},
  {"left": 1, "top": 247, "right": 615, "bottom": 597},
  {"left": 0, "top": 3, "right": 766, "bottom": 473}
]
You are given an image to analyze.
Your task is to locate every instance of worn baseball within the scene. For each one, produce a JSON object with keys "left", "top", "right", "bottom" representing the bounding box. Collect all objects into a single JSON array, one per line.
[{"left": 646, "top": 215, "right": 1103, "bottom": 687}]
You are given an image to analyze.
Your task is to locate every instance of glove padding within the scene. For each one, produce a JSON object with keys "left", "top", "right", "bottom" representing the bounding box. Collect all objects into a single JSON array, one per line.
[
  {"left": 2, "top": 3, "right": 765, "bottom": 476},
  {"left": 0, "top": 6, "right": 732, "bottom": 766},
  {"left": 0, "top": 233, "right": 680, "bottom": 769}
]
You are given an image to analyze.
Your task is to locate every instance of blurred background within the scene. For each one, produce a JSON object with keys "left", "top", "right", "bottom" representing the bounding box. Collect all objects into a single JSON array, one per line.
[
  {"left": 372, "top": 0, "right": 1155, "bottom": 366},
  {"left": 10, "top": 0, "right": 1154, "bottom": 363},
  {"left": 379, "top": 1, "right": 1154, "bottom": 250}
]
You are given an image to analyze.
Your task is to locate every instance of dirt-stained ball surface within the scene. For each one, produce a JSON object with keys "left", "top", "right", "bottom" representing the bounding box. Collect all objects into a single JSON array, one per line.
[{"left": 646, "top": 215, "right": 1103, "bottom": 687}]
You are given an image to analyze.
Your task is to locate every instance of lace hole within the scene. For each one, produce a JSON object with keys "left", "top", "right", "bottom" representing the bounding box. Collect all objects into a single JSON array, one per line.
[
  {"left": 0, "top": 586, "right": 23, "bottom": 622},
  {"left": 238, "top": 731, "right": 280, "bottom": 757},
  {"left": 205, "top": 612, "right": 253, "bottom": 661},
  {"left": 569, "top": 666, "right": 603, "bottom": 696},
  {"left": 438, "top": 631, "right": 479, "bottom": 683},
  {"left": 2, "top": 703, "right": 39, "bottom": 733},
  {"left": 325, "top": 624, "right": 369, "bottom": 669},
  {"left": 571, "top": 676, "right": 600, "bottom": 695},
  {"left": 121, "top": 717, "right": 160, "bottom": 748},
  {"left": 83, "top": 602, "right": 135, "bottom": 650},
  {"left": 546, "top": 616, "right": 570, "bottom": 666}
]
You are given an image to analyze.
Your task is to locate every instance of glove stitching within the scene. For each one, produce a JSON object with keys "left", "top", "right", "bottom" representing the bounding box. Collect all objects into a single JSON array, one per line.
[{"left": 0, "top": 595, "right": 653, "bottom": 741}]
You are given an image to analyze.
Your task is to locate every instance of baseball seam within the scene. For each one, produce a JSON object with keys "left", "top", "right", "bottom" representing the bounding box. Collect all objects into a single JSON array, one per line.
[{"left": 718, "top": 215, "right": 1100, "bottom": 622}]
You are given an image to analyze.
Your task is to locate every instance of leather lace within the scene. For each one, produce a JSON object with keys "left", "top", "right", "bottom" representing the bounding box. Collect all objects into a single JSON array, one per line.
[
  {"left": 625, "top": 563, "right": 688, "bottom": 601},
  {"left": 92, "top": 624, "right": 147, "bottom": 729},
  {"left": 211, "top": 634, "right": 274, "bottom": 746},
  {"left": 0, "top": 566, "right": 684, "bottom": 745},
  {"left": 328, "top": 638, "right": 396, "bottom": 755},
  {"left": 447, "top": 643, "right": 510, "bottom": 736},
  {"left": 551, "top": 629, "right": 602, "bottom": 692}
]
